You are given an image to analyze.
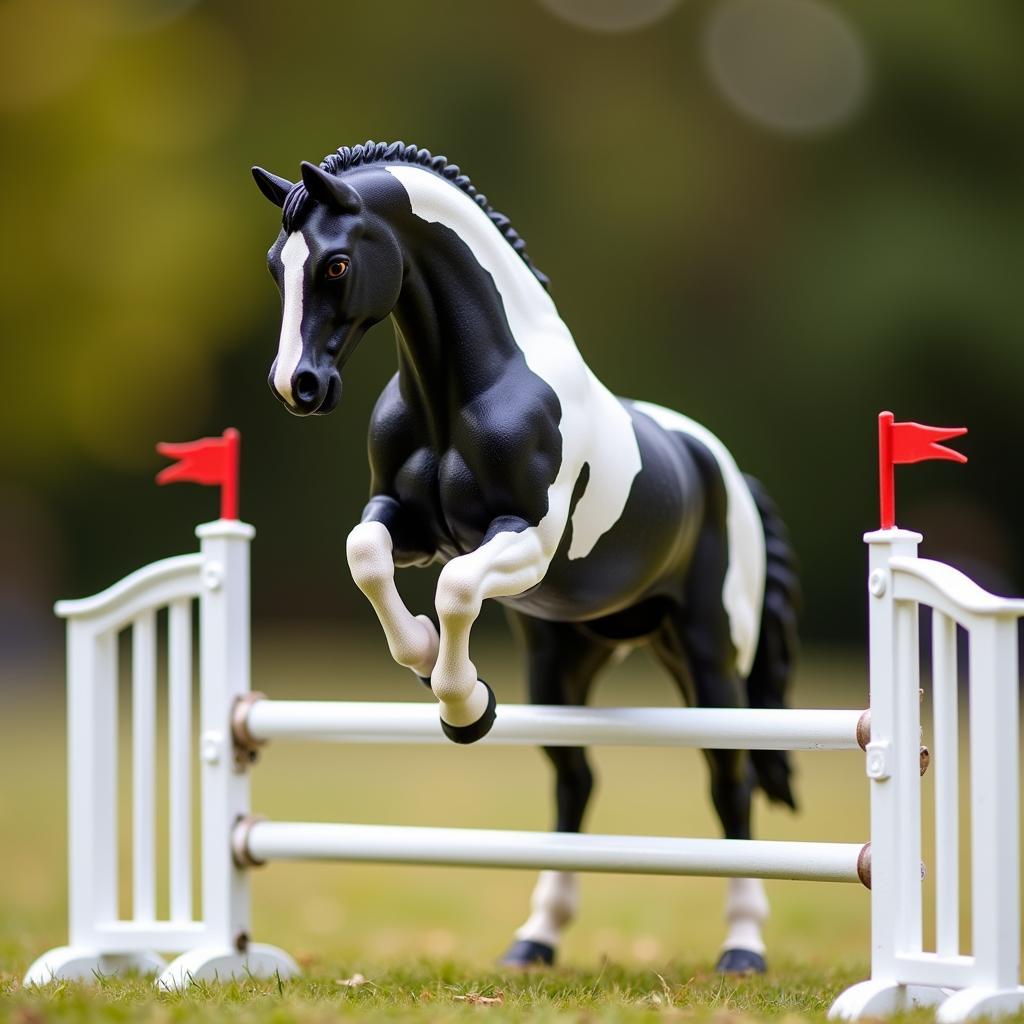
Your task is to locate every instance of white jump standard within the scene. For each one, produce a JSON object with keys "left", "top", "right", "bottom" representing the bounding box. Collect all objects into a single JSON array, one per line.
[{"left": 25, "top": 419, "right": 1024, "bottom": 1021}]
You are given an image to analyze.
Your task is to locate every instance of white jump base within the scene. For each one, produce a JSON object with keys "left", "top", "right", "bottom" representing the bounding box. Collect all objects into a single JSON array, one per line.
[{"left": 24, "top": 520, "right": 1024, "bottom": 1021}]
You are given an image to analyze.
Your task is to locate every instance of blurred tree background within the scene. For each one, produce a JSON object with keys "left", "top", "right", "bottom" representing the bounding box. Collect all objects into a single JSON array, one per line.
[{"left": 3, "top": 0, "right": 1023, "bottom": 670}]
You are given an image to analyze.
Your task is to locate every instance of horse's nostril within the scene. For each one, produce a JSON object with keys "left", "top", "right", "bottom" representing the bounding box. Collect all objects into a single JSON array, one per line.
[{"left": 295, "top": 371, "right": 320, "bottom": 404}]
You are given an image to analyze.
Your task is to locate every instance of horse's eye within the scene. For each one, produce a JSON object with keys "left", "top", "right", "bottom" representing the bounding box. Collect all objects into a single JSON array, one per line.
[{"left": 326, "top": 258, "right": 349, "bottom": 280}]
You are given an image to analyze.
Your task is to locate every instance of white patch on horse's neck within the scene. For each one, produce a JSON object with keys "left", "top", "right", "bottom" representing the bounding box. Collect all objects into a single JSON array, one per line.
[
  {"left": 385, "top": 165, "right": 557, "bottom": 329},
  {"left": 275, "top": 231, "right": 310, "bottom": 405},
  {"left": 384, "top": 164, "right": 641, "bottom": 560}
]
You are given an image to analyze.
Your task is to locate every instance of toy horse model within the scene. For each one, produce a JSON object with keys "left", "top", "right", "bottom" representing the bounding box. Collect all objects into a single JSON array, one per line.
[{"left": 252, "top": 141, "right": 800, "bottom": 973}]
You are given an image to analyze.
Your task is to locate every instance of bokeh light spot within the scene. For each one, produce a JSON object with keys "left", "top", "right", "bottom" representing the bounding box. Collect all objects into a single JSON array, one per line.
[
  {"left": 0, "top": 0, "right": 104, "bottom": 112},
  {"left": 704, "top": 0, "right": 869, "bottom": 135},
  {"left": 92, "top": 0, "right": 204, "bottom": 35},
  {"left": 538, "top": 0, "right": 680, "bottom": 33},
  {"left": 95, "top": 17, "right": 246, "bottom": 154}
]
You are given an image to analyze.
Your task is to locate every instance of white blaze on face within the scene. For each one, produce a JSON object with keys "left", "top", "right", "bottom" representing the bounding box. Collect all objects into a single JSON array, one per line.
[{"left": 274, "top": 231, "right": 310, "bottom": 405}]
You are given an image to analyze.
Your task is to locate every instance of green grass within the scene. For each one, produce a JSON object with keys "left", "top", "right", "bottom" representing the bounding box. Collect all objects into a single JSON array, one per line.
[
  {"left": 0, "top": 631, "right": 943, "bottom": 1021},
  {"left": 1, "top": 960, "right": 895, "bottom": 1023}
]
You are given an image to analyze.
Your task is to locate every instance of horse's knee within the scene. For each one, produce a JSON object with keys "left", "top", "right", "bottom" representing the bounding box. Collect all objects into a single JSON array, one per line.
[
  {"left": 346, "top": 522, "right": 393, "bottom": 592},
  {"left": 388, "top": 614, "right": 438, "bottom": 673},
  {"left": 544, "top": 747, "right": 594, "bottom": 831},
  {"left": 706, "top": 751, "right": 753, "bottom": 838},
  {"left": 705, "top": 746, "right": 752, "bottom": 785},
  {"left": 435, "top": 561, "right": 481, "bottom": 620},
  {"left": 545, "top": 747, "right": 592, "bottom": 788}
]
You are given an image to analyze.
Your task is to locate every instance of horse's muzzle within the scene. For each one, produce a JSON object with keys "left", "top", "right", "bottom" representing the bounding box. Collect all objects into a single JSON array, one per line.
[{"left": 270, "top": 368, "right": 342, "bottom": 416}]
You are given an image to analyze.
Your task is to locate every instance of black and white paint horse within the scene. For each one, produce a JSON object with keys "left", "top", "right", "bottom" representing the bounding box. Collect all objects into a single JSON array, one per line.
[{"left": 252, "top": 141, "right": 800, "bottom": 974}]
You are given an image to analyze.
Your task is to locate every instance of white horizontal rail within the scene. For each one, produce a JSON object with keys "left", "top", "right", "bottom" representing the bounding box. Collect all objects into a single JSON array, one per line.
[
  {"left": 242, "top": 821, "right": 865, "bottom": 883},
  {"left": 90, "top": 921, "right": 209, "bottom": 952},
  {"left": 890, "top": 952, "right": 978, "bottom": 990},
  {"left": 54, "top": 553, "right": 204, "bottom": 636},
  {"left": 890, "top": 556, "right": 1024, "bottom": 620},
  {"left": 243, "top": 701, "right": 864, "bottom": 750}
]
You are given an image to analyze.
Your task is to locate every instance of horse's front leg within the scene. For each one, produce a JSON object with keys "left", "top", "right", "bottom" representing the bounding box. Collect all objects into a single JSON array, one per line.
[
  {"left": 346, "top": 499, "right": 439, "bottom": 681},
  {"left": 430, "top": 516, "right": 560, "bottom": 742}
]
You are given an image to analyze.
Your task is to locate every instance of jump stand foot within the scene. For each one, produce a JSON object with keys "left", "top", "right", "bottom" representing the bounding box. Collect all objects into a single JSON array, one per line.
[
  {"left": 829, "top": 980, "right": 948, "bottom": 1019},
  {"left": 936, "top": 986, "right": 1024, "bottom": 1023},
  {"left": 156, "top": 944, "right": 299, "bottom": 990},
  {"left": 23, "top": 946, "right": 166, "bottom": 985}
]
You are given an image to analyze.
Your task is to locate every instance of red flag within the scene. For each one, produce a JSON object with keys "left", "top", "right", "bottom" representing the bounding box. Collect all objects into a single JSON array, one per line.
[
  {"left": 156, "top": 428, "right": 240, "bottom": 520},
  {"left": 878, "top": 411, "right": 966, "bottom": 530}
]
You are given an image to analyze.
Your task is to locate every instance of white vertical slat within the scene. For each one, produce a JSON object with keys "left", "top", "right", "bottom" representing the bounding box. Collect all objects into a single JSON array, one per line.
[
  {"left": 132, "top": 610, "right": 157, "bottom": 922},
  {"left": 196, "top": 521, "right": 257, "bottom": 949},
  {"left": 931, "top": 609, "right": 959, "bottom": 958},
  {"left": 894, "top": 598, "right": 923, "bottom": 956},
  {"left": 967, "top": 618, "right": 1020, "bottom": 988},
  {"left": 862, "top": 528, "right": 922, "bottom": 982},
  {"left": 68, "top": 624, "right": 120, "bottom": 944},
  {"left": 168, "top": 599, "right": 193, "bottom": 923}
]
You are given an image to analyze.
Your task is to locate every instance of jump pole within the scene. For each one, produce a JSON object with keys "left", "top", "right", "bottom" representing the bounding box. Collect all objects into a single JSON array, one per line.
[
  {"left": 236, "top": 698, "right": 866, "bottom": 752},
  {"left": 234, "top": 819, "right": 866, "bottom": 884}
]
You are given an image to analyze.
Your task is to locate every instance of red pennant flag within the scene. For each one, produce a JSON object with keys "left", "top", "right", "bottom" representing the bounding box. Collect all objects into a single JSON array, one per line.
[
  {"left": 878, "top": 411, "right": 966, "bottom": 530},
  {"left": 156, "top": 428, "right": 240, "bottom": 520}
]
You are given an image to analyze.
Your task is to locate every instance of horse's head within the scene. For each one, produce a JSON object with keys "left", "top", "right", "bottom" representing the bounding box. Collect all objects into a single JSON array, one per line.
[{"left": 252, "top": 161, "right": 404, "bottom": 415}]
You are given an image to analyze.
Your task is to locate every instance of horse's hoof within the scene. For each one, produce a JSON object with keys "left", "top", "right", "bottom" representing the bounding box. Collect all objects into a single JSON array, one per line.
[
  {"left": 440, "top": 679, "right": 497, "bottom": 745},
  {"left": 500, "top": 939, "right": 555, "bottom": 968},
  {"left": 716, "top": 948, "right": 767, "bottom": 975}
]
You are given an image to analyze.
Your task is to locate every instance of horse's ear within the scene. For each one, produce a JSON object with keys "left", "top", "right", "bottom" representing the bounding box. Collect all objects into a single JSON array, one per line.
[
  {"left": 251, "top": 166, "right": 294, "bottom": 208},
  {"left": 300, "top": 161, "right": 362, "bottom": 214}
]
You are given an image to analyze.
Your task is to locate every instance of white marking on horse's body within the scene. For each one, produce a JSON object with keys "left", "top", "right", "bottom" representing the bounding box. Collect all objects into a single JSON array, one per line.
[
  {"left": 514, "top": 870, "right": 579, "bottom": 948},
  {"left": 722, "top": 877, "right": 769, "bottom": 955},
  {"left": 346, "top": 521, "right": 439, "bottom": 678},
  {"left": 274, "top": 231, "right": 310, "bottom": 405},
  {"left": 632, "top": 400, "right": 766, "bottom": 676},
  {"left": 385, "top": 164, "right": 642, "bottom": 562}
]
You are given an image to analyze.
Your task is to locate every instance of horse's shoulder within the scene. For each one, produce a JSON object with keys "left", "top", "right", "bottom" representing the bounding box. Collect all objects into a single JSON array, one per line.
[
  {"left": 464, "top": 371, "right": 562, "bottom": 447},
  {"left": 368, "top": 375, "right": 432, "bottom": 485},
  {"left": 369, "top": 373, "right": 407, "bottom": 423},
  {"left": 368, "top": 376, "right": 417, "bottom": 446}
]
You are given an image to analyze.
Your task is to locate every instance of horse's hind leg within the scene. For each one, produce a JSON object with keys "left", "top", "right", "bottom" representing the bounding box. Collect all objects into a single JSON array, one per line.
[
  {"left": 501, "top": 613, "right": 615, "bottom": 968},
  {"left": 652, "top": 609, "right": 769, "bottom": 975}
]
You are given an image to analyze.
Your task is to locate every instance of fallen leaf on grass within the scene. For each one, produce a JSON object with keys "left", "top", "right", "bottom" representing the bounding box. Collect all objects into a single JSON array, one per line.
[
  {"left": 12, "top": 1010, "right": 47, "bottom": 1024},
  {"left": 454, "top": 990, "right": 505, "bottom": 1005},
  {"left": 336, "top": 973, "right": 370, "bottom": 988}
]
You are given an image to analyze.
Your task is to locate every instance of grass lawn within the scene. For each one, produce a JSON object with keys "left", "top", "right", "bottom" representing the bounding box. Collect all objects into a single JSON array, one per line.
[{"left": 0, "top": 629, "right": 984, "bottom": 1021}]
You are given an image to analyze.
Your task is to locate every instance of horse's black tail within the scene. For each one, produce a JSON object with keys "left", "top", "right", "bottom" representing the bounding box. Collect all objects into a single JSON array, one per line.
[{"left": 744, "top": 474, "right": 801, "bottom": 811}]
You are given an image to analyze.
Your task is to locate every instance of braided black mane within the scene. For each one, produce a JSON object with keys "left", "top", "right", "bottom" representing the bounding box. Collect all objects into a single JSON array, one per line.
[{"left": 281, "top": 140, "right": 549, "bottom": 291}]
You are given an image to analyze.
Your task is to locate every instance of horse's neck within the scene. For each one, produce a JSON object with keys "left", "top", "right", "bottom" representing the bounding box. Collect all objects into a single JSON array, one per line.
[
  {"left": 390, "top": 254, "right": 513, "bottom": 444},
  {"left": 386, "top": 164, "right": 581, "bottom": 445}
]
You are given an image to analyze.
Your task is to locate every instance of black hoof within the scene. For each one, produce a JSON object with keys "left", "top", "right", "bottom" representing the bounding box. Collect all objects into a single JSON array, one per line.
[
  {"left": 440, "top": 680, "right": 497, "bottom": 745},
  {"left": 716, "top": 948, "right": 767, "bottom": 975},
  {"left": 500, "top": 939, "right": 555, "bottom": 968}
]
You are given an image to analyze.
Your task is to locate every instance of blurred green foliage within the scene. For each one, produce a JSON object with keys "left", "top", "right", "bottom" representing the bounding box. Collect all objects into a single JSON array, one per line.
[{"left": 3, "top": 0, "right": 1024, "bottom": 659}]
